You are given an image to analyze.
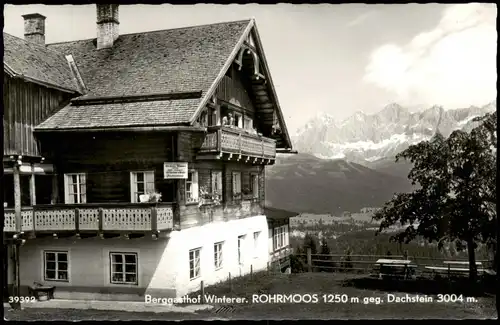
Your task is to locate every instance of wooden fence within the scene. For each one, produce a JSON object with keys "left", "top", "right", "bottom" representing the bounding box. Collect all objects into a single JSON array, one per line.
[{"left": 295, "top": 248, "right": 495, "bottom": 277}]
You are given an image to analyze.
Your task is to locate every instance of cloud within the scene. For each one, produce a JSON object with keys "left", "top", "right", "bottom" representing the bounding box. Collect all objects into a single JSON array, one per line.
[
  {"left": 347, "top": 10, "right": 377, "bottom": 27},
  {"left": 363, "top": 3, "right": 497, "bottom": 108}
]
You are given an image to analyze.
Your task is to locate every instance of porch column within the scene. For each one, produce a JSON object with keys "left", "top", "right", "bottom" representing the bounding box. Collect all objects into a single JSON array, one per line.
[
  {"left": 13, "top": 164, "right": 22, "bottom": 233},
  {"left": 12, "top": 164, "right": 22, "bottom": 309},
  {"left": 30, "top": 164, "right": 36, "bottom": 206}
]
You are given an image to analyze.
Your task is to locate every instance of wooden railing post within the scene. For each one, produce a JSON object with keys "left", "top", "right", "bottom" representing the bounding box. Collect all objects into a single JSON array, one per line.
[
  {"left": 98, "top": 208, "right": 104, "bottom": 236},
  {"left": 238, "top": 133, "right": 242, "bottom": 154},
  {"left": 151, "top": 206, "right": 158, "bottom": 232},
  {"left": 217, "top": 129, "right": 222, "bottom": 152},
  {"left": 75, "top": 208, "right": 80, "bottom": 234},
  {"left": 30, "top": 164, "right": 36, "bottom": 206},
  {"left": 307, "top": 247, "right": 312, "bottom": 272}
]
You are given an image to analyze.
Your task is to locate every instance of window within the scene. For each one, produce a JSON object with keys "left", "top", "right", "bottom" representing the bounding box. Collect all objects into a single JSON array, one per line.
[
  {"left": 44, "top": 251, "right": 69, "bottom": 281},
  {"left": 234, "top": 112, "right": 243, "bottom": 128},
  {"left": 273, "top": 226, "right": 288, "bottom": 251},
  {"left": 110, "top": 252, "right": 138, "bottom": 285},
  {"left": 232, "top": 172, "right": 241, "bottom": 199},
  {"left": 185, "top": 170, "right": 199, "bottom": 203},
  {"left": 244, "top": 117, "right": 253, "bottom": 130},
  {"left": 130, "top": 171, "right": 155, "bottom": 203},
  {"left": 189, "top": 248, "right": 201, "bottom": 279},
  {"left": 250, "top": 174, "right": 259, "bottom": 199},
  {"left": 198, "top": 110, "right": 208, "bottom": 127},
  {"left": 238, "top": 235, "right": 246, "bottom": 265},
  {"left": 214, "top": 242, "right": 223, "bottom": 270},
  {"left": 64, "top": 173, "right": 86, "bottom": 204},
  {"left": 208, "top": 107, "right": 219, "bottom": 126},
  {"left": 253, "top": 231, "right": 260, "bottom": 258},
  {"left": 211, "top": 171, "right": 223, "bottom": 195}
]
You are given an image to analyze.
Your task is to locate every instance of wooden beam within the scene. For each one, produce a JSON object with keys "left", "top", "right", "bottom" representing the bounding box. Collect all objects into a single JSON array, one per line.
[
  {"left": 51, "top": 172, "right": 59, "bottom": 204},
  {"left": 70, "top": 91, "right": 203, "bottom": 106},
  {"left": 195, "top": 154, "right": 222, "bottom": 160},
  {"left": 13, "top": 165, "right": 21, "bottom": 232},
  {"left": 30, "top": 164, "right": 36, "bottom": 206}
]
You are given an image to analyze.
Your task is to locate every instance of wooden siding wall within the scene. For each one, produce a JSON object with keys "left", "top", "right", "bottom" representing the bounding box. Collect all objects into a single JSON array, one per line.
[
  {"left": 177, "top": 131, "right": 266, "bottom": 228},
  {"left": 40, "top": 133, "right": 176, "bottom": 204},
  {"left": 216, "top": 65, "right": 255, "bottom": 113},
  {"left": 3, "top": 75, "right": 73, "bottom": 157}
]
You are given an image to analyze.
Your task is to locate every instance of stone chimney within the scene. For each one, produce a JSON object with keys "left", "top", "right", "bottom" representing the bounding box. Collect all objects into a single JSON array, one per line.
[
  {"left": 22, "top": 13, "right": 46, "bottom": 45},
  {"left": 96, "top": 4, "right": 119, "bottom": 49}
]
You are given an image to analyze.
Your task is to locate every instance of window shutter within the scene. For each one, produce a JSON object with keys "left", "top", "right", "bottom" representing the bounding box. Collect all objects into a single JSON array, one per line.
[
  {"left": 211, "top": 172, "right": 216, "bottom": 193},
  {"left": 80, "top": 174, "right": 87, "bottom": 203},
  {"left": 64, "top": 174, "right": 70, "bottom": 204},
  {"left": 130, "top": 172, "right": 136, "bottom": 203},
  {"left": 252, "top": 175, "right": 259, "bottom": 198},
  {"left": 145, "top": 171, "right": 155, "bottom": 193},
  {"left": 192, "top": 172, "right": 199, "bottom": 200},
  {"left": 237, "top": 174, "right": 241, "bottom": 193},
  {"left": 232, "top": 173, "right": 237, "bottom": 195}
]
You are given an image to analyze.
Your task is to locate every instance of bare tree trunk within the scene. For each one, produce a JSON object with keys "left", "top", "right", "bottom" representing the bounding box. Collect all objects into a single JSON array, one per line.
[{"left": 466, "top": 238, "right": 477, "bottom": 284}]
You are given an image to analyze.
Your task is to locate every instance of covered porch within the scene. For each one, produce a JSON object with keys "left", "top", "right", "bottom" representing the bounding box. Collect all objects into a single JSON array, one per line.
[{"left": 3, "top": 155, "right": 175, "bottom": 238}]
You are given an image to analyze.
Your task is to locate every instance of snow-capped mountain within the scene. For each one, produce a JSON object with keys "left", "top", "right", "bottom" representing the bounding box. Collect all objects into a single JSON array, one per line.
[{"left": 293, "top": 101, "right": 496, "bottom": 164}]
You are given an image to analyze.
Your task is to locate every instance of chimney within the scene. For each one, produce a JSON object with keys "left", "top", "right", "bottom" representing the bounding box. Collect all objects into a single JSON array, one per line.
[
  {"left": 96, "top": 4, "right": 119, "bottom": 49},
  {"left": 22, "top": 13, "right": 46, "bottom": 45}
]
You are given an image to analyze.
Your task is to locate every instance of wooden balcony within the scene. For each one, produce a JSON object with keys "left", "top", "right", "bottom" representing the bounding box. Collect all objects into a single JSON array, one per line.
[
  {"left": 197, "top": 126, "right": 276, "bottom": 164},
  {"left": 3, "top": 203, "right": 174, "bottom": 235}
]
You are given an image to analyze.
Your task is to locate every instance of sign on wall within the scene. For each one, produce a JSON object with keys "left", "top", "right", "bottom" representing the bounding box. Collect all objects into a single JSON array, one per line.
[{"left": 163, "top": 162, "right": 188, "bottom": 179}]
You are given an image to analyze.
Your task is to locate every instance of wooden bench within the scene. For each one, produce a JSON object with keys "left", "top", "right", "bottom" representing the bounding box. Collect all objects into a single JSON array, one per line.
[
  {"left": 424, "top": 266, "right": 486, "bottom": 278},
  {"left": 373, "top": 259, "right": 417, "bottom": 280},
  {"left": 28, "top": 282, "right": 56, "bottom": 301}
]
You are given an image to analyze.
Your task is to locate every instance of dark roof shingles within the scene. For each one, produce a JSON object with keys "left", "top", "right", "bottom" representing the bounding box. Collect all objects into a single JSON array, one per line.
[
  {"left": 37, "top": 20, "right": 250, "bottom": 129},
  {"left": 3, "top": 33, "right": 80, "bottom": 92},
  {"left": 47, "top": 20, "right": 250, "bottom": 99},
  {"left": 36, "top": 99, "right": 200, "bottom": 130}
]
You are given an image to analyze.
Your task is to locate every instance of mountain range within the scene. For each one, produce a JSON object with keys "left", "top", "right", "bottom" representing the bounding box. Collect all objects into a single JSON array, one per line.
[
  {"left": 265, "top": 101, "right": 496, "bottom": 214},
  {"left": 265, "top": 153, "right": 414, "bottom": 215},
  {"left": 292, "top": 101, "right": 496, "bottom": 165}
]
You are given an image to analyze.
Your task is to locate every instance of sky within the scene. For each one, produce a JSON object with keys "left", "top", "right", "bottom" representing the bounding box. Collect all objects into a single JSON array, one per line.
[{"left": 3, "top": 3, "right": 497, "bottom": 134}]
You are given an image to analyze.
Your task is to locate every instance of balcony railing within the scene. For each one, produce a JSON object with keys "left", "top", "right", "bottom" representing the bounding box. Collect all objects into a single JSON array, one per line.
[
  {"left": 3, "top": 203, "right": 174, "bottom": 233},
  {"left": 199, "top": 126, "right": 276, "bottom": 160}
]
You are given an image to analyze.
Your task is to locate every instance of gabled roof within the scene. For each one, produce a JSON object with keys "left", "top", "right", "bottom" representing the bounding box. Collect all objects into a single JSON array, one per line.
[
  {"left": 47, "top": 20, "right": 252, "bottom": 99},
  {"left": 29, "top": 18, "right": 293, "bottom": 149},
  {"left": 3, "top": 32, "right": 81, "bottom": 93},
  {"left": 36, "top": 20, "right": 251, "bottom": 130}
]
